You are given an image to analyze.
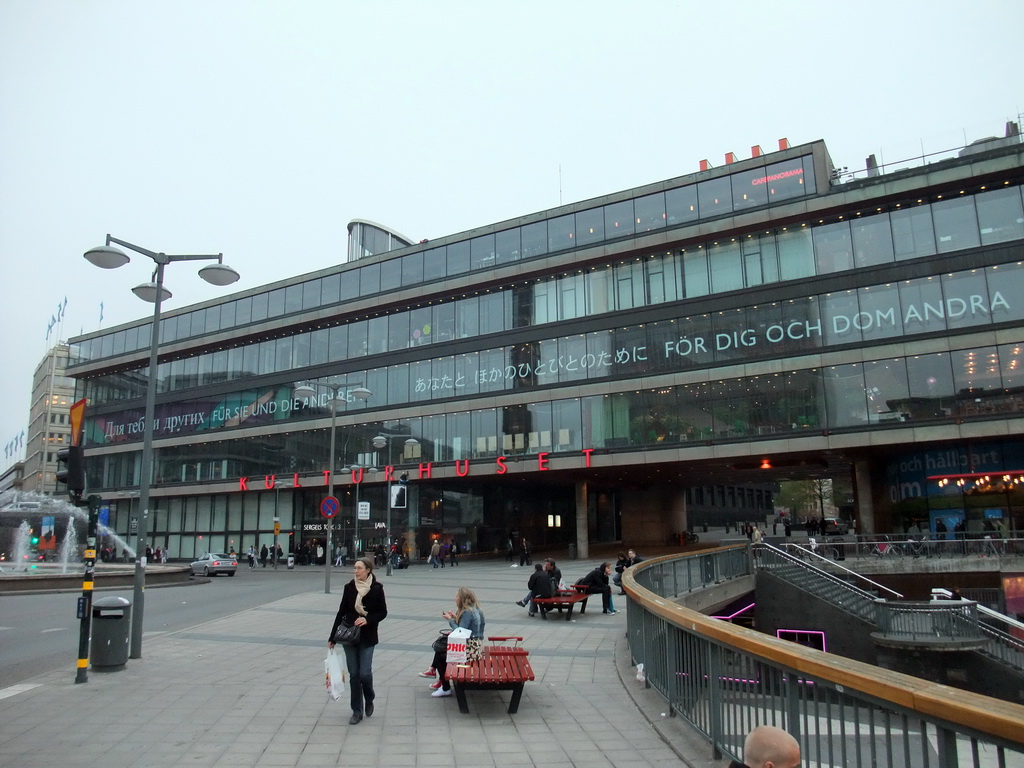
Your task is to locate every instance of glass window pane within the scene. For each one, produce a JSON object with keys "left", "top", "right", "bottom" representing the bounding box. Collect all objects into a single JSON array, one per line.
[
  {"left": 976, "top": 186, "right": 1024, "bottom": 244},
  {"left": 942, "top": 268, "right": 990, "bottom": 331},
  {"left": 708, "top": 240, "right": 743, "bottom": 293},
  {"left": 409, "top": 306, "right": 431, "bottom": 346},
  {"left": 327, "top": 325, "right": 346, "bottom": 361},
  {"left": 284, "top": 284, "right": 302, "bottom": 314},
  {"left": 891, "top": 204, "right": 935, "bottom": 260},
  {"left": 447, "top": 241, "right": 470, "bottom": 274},
  {"left": 367, "top": 317, "right": 388, "bottom": 354},
  {"left": 575, "top": 208, "right": 604, "bottom": 246},
  {"left": 401, "top": 251, "right": 423, "bottom": 286},
  {"left": 380, "top": 259, "right": 401, "bottom": 292},
  {"left": 521, "top": 222, "right": 547, "bottom": 259},
  {"left": 250, "top": 292, "right": 268, "bottom": 323},
  {"left": 762, "top": 157, "right": 812, "bottom": 202},
  {"left": 359, "top": 263, "right": 381, "bottom": 295},
  {"left": 495, "top": 229, "right": 520, "bottom": 264},
  {"left": 471, "top": 234, "right": 496, "bottom": 270},
  {"left": 777, "top": 228, "right": 814, "bottom": 280},
  {"left": 321, "top": 274, "right": 340, "bottom": 305},
  {"left": 666, "top": 185, "right": 698, "bottom": 227},
  {"left": 813, "top": 220, "right": 854, "bottom": 273},
  {"left": 697, "top": 176, "right": 732, "bottom": 218},
  {"left": 340, "top": 269, "right": 359, "bottom": 301},
  {"left": 933, "top": 196, "right": 980, "bottom": 253},
  {"left": 547, "top": 214, "right": 575, "bottom": 252},
  {"left": 682, "top": 247, "right": 709, "bottom": 297},
  {"left": 267, "top": 288, "right": 286, "bottom": 318},
  {"left": 730, "top": 168, "right": 769, "bottom": 211},
  {"left": 864, "top": 358, "right": 909, "bottom": 424},
  {"left": 899, "top": 276, "right": 946, "bottom": 335},
  {"left": 423, "top": 246, "right": 446, "bottom": 281},
  {"left": 821, "top": 290, "right": 862, "bottom": 346},
  {"left": 310, "top": 328, "right": 329, "bottom": 365},
  {"left": 585, "top": 267, "right": 613, "bottom": 316},
  {"left": 456, "top": 296, "right": 478, "bottom": 339},
  {"left": 388, "top": 311, "right": 410, "bottom": 350},
  {"left": 986, "top": 262, "right": 1024, "bottom": 323},
  {"left": 433, "top": 302, "right": 455, "bottom": 342},
  {"left": 299, "top": 280, "right": 319, "bottom": 309},
  {"left": 604, "top": 201, "right": 635, "bottom": 239},
  {"left": 851, "top": 213, "right": 894, "bottom": 267},
  {"left": 857, "top": 282, "right": 903, "bottom": 342},
  {"left": 905, "top": 352, "right": 955, "bottom": 419},
  {"left": 347, "top": 320, "right": 367, "bottom": 358},
  {"left": 823, "top": 362, "right": 867, "bottom": 428},
  {"left": 635, "top": 192, "right": 666, "bottom": 232}
]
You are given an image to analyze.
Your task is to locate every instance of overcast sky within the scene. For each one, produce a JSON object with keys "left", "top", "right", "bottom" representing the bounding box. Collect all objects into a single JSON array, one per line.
[{"left": 1, "top": 0, "right": 1021, "bottom": 471}]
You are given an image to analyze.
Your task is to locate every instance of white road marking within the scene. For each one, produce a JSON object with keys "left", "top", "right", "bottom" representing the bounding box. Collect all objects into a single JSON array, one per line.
[
  {"left": 0, "top": 683, "right": 43, "bottom": 701},
  {"left": 40, "top": 628, "right": 67, "bottom": 634}
]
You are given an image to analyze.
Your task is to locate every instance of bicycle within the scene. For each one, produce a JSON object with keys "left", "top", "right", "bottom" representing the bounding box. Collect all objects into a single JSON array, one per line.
[{"left": 871, "top": 537, "right": 904, "bottom": 559}]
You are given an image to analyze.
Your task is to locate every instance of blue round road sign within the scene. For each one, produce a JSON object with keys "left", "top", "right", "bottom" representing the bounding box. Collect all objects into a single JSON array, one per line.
[{"left": 320, "top": 496, "right": 339, "bottom": 518}]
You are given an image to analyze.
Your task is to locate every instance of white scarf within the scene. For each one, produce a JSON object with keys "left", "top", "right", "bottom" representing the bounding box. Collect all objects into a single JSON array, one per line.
[{"left": 354, "top": 573, "right": 373, "bottom": 616}]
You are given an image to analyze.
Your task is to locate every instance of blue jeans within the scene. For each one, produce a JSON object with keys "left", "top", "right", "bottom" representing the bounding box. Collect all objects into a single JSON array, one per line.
[{"left": 342, "top": 642, "right": 375, "bottom": 714}]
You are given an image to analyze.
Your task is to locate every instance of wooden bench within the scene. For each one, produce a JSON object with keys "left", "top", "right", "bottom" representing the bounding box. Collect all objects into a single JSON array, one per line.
[
  {"left": 531, "top": 585, "right": 592, "bottom": 621},
  {"left": 447, "top": 636, "right": 534, "bottom": 714}
]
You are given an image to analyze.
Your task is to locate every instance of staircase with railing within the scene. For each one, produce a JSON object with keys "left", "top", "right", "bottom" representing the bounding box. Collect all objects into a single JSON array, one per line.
[{"left": 755, "top": 542, "right": 1024, "bottom": 671}]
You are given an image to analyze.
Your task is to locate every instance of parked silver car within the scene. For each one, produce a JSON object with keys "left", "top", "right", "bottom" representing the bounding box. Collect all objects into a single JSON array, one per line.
[{"left": 190, "top": 552, "right": 237, "bottom": 577}]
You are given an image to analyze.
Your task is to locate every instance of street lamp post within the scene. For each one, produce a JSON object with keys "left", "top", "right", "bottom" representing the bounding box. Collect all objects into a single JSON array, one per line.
[
  {"left": 272, "top": 480, "right": 292, "bottom": 569},
  {"left": 85, "top": 235, "right": 240, "bottom": 659},
  {"left": 372, "top": 434, "right": 419, "bottom": 576},
  {"left": 293, "top": 381, "right": 370, "bottom": 594}
]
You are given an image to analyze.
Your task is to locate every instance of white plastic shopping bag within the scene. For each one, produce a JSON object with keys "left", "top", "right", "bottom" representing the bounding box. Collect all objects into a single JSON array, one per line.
[
  {"left": 446, "top": 626, "right": 472, "bottom": 664},
  {"left": 325, "top": 647, "right": 346, "bottom": 701}
]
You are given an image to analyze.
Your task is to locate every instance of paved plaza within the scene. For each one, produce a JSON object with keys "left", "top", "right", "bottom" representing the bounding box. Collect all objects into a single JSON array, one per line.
[{"left": 0, "top": 555, "right": 716, "bottom": 768}]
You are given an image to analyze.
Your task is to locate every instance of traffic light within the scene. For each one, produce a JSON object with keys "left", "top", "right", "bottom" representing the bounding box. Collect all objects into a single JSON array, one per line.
[{"left": 56, "top": 445, "right": 86, "bottom": 503}]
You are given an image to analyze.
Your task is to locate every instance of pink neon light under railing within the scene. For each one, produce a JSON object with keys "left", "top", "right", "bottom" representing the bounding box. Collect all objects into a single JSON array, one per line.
[{"left": 712, "top": 602, "right": 755, "bottom": 620}]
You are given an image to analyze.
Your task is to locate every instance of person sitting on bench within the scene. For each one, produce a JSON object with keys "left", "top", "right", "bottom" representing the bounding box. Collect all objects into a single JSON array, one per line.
[{"left": 576, "top": 562, "right": 616, "bottom": 614}]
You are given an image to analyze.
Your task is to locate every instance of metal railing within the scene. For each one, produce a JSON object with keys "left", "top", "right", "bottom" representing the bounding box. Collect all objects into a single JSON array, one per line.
[
  {"left": 874, "top": 600, "right": 983, "bottom": 644},
  {"left": 624, "top": 546, "right": 1024, "bottom": 767}
]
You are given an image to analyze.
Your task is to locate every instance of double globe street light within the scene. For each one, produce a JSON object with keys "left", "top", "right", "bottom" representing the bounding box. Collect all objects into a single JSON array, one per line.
[
  {"left": 85, "top": 235, "right": 240, "bottom": 659},
  {"left": 371, "top": 433, "right": 420, "bottom": 576},
  {"left": 292, "top": 381, "right": 370, "bottom": 594}
]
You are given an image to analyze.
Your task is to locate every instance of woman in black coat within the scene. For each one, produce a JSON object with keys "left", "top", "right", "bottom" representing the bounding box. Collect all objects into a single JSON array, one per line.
[
  {"left": 577, "top": 561, "right": 616, "bottom": 614},
  {"left": 328, "top": 557, "right": 388, "bottom": 724}
]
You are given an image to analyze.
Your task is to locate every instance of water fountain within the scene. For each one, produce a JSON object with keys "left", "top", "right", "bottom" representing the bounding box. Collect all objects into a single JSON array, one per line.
[
  {"left": 0, "top": 489, "right": 178, "bottom": 592},
  {"left": 10, "top": 520, "right": 31, "bottom": 572}
]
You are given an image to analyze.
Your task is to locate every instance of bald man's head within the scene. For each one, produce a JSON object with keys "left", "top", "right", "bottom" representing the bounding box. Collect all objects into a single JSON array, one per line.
[{"left": 743, "top": 725, "right": 801, "bottom": 768}]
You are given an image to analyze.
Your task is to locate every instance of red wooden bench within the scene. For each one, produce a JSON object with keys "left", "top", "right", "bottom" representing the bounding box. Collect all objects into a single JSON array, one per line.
[
  {"left": 531, "top": 584, "right": 592, "bottom": 621},
  {"left": 447, "top": 636, "right": 535, "bottom": 714}
]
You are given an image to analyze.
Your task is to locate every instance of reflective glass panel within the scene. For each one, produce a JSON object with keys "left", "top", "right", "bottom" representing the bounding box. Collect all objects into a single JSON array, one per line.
[
  {"left": 697, "top": 176, "right": 732, "bottom": 218},
  {"left": 665, "top": 185, "right": 698, "bottom": 227},
  {"left": 976, "top": 186, "right": 1024, "bottom": 244},
  {"left": 604, "top": 201, "right": 635, "bottom": 239},
  {"left": 933, "top": 196, "right": 980, "bottom": 253},
  {"left": 575, "top": 208, "right": 605, "bottom": 246},
  {"left": 495, "top": 229, "right": 521, "bottom": 264},
  {"left": 635, "top": 192, "right": 666, "bottom": 232},
  {"left": 851, "top": 213, "right": 894, "bottom": 267}
]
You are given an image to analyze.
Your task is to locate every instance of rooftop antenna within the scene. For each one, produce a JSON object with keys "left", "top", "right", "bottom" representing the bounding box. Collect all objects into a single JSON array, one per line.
[{"left": 558, "top": 164, "right": 563, "bottom": 205}]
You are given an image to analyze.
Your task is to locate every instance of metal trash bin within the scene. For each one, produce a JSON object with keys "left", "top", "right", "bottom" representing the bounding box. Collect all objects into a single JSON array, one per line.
[
  {"left": 91, "top": 596, "right": 131, "bottom": 670},
  {"left": 287, "top": 554, "right": 295, "bottom": 569},
  {"left": 568, "top": 543, "right": 577, "bottom": 560}
]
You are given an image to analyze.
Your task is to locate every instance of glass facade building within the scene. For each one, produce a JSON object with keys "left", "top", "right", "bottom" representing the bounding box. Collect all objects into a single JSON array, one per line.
[{"left": 68, "top": 134, "right": 1024, "bottom": 561}]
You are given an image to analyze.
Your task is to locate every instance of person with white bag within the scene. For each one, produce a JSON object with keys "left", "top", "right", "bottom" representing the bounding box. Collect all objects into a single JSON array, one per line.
[
  {"left": 427, "top": 587, "right": 485, "bottom": 699},
  {"left": 327, "top": 557, "right": 388, "bottom": 724}
]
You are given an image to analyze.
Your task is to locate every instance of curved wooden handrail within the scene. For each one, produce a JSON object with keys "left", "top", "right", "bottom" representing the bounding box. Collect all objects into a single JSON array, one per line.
[{"left": 623, "top": 546, "right": 1024, "bottom": 746}]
